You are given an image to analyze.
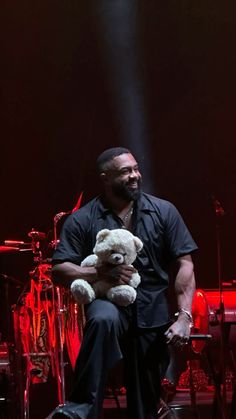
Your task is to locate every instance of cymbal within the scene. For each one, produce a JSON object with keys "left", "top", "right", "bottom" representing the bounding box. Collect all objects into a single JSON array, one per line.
[
  {"left": 28, "top": 230, "right": 46, "bottom": 240},
  {"left": 0, "top": 246, "right": 19, "bottom": 254}
]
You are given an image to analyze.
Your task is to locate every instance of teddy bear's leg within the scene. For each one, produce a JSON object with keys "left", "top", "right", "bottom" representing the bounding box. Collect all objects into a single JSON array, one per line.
[
  {"left": 107, "top": 285, "right": 137, "bottom": 307},
  {"left": 71, "top": 279, "right": 96, "bottom": 305}
]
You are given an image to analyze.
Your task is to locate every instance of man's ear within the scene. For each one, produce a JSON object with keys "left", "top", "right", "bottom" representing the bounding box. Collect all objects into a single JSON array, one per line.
[{"left": 100, "top": 172, "right": 109, "bottom": 184}]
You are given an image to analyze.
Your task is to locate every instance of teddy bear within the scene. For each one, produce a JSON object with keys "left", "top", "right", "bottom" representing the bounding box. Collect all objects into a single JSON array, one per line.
[{"left": 70, "top": 228, "right": 143, "bottom": 307}]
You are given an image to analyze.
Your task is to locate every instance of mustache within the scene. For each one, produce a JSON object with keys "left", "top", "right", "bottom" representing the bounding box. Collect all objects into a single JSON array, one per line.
[{"left": 126, "top": 178, "right": 141, "bottom": 186}]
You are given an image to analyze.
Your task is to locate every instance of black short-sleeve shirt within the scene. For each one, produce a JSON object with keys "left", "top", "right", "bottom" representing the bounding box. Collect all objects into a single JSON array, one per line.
[{"left": 53, "top": 192, "right": 198, "bottom": 328}]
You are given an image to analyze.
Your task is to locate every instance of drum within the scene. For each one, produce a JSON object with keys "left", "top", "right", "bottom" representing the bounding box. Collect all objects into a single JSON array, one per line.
[
  {"left": 56, "top": 286, "right": 85, "bottom": 369},
  {"left": 191, "top": 289, "right": 236, "bottom": 353},
  {"left": 191, "top": 289, "right": 209, "bottom": 353},
  {"left": 13, "top": 263, "right": 84, "bottom": 384},
  {"left": 177, "top": 289, "right": 236, "bottom": 391},
  {"left": 13, "top": 266, "right": 57, "bottom": 384},
  {"left": 204, "top": 289, "right": 236, "bottom": 324},
  {"left": 203, "top": 289, "right": 236, "bottom": 356}
]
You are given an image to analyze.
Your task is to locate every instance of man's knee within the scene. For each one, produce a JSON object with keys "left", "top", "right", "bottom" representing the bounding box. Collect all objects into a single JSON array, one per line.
[{"left": 85, "top": 299, "right": 121, "bottom": 331}]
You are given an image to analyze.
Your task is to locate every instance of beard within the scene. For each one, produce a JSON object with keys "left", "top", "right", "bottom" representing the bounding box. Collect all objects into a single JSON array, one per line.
[{"left": 111, "top": 178, "right": 142, "bottom": 201}]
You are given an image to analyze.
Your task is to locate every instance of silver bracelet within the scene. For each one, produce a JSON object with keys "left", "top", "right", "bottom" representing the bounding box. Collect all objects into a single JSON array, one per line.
[{"left": 175, "top": 308, "right": 194, "bottom": 325}]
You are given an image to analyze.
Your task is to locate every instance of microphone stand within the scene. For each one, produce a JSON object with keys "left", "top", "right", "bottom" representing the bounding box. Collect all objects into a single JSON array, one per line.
[
  {"left": 53, "top": 212, "right": 70, "bottom": 249},
  {"left": 212, "top": 196, "right": 228, "bottom": 418},
  {"left": 52, "top": 210, "right": 70, "bottom": 406}
]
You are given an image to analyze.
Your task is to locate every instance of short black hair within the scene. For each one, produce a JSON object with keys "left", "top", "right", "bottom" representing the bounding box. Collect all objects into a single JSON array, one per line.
[{"left": 96, "top": 147, "right": 131, "bottom": 173}]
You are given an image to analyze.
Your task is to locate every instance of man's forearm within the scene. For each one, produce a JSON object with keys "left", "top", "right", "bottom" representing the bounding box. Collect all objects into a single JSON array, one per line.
[
  {"left": 52, "top": 262, "right": 98, "bottom": 288},
  {"left": 165, "top": 254, "right": 196, "bottom": 344},
  {"left": 175, "top": 255, "right": 196, "bottom": 314}
]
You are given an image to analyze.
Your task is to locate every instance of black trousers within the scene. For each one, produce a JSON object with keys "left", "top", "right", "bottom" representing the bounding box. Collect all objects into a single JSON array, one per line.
[{"left": 69, "top": 299, "right": 169, "bottom": 419}]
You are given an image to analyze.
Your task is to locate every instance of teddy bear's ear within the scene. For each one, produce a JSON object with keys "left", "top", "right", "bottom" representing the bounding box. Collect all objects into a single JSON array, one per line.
[
  {"left": 134, "top": 236, "right": 143, "bottom": 253},
  {"left": 96, "top": 229, "right": 110, "bottom": 243}
]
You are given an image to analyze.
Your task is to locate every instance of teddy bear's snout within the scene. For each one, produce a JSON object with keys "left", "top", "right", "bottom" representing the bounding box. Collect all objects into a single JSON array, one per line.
[{"left": 109, "top": 253, "right": 125, "bottom": 265}]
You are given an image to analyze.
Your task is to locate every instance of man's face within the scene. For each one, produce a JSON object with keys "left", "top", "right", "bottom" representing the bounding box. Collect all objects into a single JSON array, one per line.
[{"left": 103, "top": 153, "right": 142, "bottom": 201}]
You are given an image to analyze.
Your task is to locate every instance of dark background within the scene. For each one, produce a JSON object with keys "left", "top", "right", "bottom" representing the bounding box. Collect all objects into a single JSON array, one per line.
[
  {"left": 1, "top": 2, "right": 236, "bottom": 417},
  {"left": 1, "top": 1, "right": 236, "bottom": 289}
]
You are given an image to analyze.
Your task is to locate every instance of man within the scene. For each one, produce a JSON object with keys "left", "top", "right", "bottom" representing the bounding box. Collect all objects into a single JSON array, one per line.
[{"left": 50, "top": 147, "right": 197, "bottom": 419}]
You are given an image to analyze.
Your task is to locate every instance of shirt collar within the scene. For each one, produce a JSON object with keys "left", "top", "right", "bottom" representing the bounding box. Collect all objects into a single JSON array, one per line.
[
  {"left": 96, "top": 196, "right": 113, "bottom": 218},
  {"left": 136, "top": 192, "right": 156, "bottom": 212},
  {"left": 97, "top": 192, "right": 155, "bottom": 218}
]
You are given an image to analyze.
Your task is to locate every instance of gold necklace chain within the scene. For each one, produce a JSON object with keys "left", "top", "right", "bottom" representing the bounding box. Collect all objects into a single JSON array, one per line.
[{"left": 122, "top": 206, "right": 133, "bottom": 224}]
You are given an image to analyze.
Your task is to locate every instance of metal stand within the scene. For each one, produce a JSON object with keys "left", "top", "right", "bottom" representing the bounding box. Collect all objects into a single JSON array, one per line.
[
  {"left": 0, "top": 275, "right": 23, "bottom": 419},
  {"left": 188, "top": 334, "right": 212, "bottom": 419},
  {"left": 230, "top": 379, "right": 236, "bottom": 419},
  {"left": 12, "top": 229, "right": 68, "bottom": 419},
  {"left": 20, "top": 289, "right": 67, "bottom": 419},
  {"left": 211, "top": 196, "right": 229, "bottom": 418},
  {"left": 55, "top": 286, "right": 66, "bottom": 406},
  {"left": 19, "top": 212, "right": 75, "bottom": 418},
  {"left": 0, "top": 342, "right": 10, "bottom": 419}
]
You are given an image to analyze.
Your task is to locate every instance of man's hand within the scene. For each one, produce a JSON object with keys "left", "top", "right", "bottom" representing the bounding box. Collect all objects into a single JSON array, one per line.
[
  {"left": 96, "top": 264, "right": 135, "bottom": 285},
  {"left": 166, "top": 254, "right": 195, "bottom": 348},
  {"left": 165, "top": 316, "right": 192, "bottom": 347}
]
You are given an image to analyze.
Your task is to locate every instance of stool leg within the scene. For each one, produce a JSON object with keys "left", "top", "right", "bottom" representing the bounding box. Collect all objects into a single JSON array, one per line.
[
  {"left": 188, "top": 356, "right": 199, "bottom": 419},
  {"left": 23, "top": 369, "right": 30, "bottom": 419},
  {"left": 55, "top": 287, "right": 66, "bottom": 405},
  {"left": 230, "top": 378, "right": 236, "bottom": 419}
]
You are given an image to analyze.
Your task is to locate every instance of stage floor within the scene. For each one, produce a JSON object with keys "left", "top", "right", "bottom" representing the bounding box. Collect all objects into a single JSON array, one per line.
[
  {"left": 1, "top": 386, "right": 234, "bottom": 418},
  {"left": 102, "top": 389, "right": 234, "bottom": 419}
]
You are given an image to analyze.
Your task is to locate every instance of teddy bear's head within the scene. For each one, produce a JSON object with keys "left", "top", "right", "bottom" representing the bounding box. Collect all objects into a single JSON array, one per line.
[{"left": 93, "top": 228, "right": 143, "bottom": 266}]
